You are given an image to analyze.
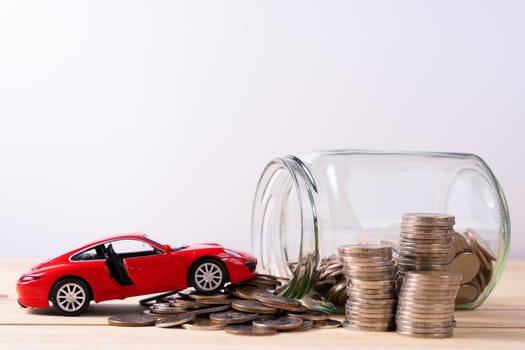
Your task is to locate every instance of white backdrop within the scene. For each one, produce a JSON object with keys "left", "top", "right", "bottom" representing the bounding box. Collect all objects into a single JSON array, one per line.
[{"left": 0, "top": 1, "right": 523, "bottom": 259}]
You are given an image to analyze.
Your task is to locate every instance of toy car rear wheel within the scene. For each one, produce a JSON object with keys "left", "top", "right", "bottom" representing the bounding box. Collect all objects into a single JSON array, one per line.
[
  {"left": 190, "top": 259, "right": 227, "bottom": 294},
  {"left": 51, "top": 278, "right": 91, "bottom": 316}
]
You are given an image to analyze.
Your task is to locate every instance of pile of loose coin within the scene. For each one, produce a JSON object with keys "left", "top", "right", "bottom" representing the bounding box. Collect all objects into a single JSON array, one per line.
[
  {"left": 310, "top": 255, "right": 346, "bottom": 309},
  {"left": 338, "top": 244, "right": 397, "bottom": 331},
  {"left": 396, "top": 271, "right": 461, "bottom": 338},
  {"left": 451, "top": 229, "right": 496, "bottom": 305},
  {"left": 108, "top": 274, "right": 342, "bottom": 335}
]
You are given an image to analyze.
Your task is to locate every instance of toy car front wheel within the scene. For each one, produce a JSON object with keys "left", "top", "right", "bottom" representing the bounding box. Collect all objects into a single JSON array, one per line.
[
  {"left": 190, "top": 259, "right": 227, "bottom": 294},
  {"left": 51, "top": 278, "right": 91, "bottom": 316}
]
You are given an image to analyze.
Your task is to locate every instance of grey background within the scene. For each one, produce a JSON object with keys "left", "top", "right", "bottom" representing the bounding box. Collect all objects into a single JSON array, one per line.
[{"left": 0, "top": 1, "right": 523, "bottom": 259}]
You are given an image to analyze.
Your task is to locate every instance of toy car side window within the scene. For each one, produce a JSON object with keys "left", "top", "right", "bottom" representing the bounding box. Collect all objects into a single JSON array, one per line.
[
  {"left": 107, "top": 239, "right": 162, "bottom": 259},
  {"left": 71, "top": 247, "right": 103, "bottom": 261}
]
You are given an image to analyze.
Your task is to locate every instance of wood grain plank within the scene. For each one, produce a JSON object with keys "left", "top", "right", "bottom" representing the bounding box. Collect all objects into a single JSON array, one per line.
[{"left": 1, "top": 259, "right": 524, "bottom": 349}]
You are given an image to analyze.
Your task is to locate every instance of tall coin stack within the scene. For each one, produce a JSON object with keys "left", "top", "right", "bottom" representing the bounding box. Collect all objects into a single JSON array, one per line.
[
  {"left": 396, "top": 271, "right": 461, "bottom": 338},
  {"left": 398, "top": 213, "right": 455, "bottom": 279},
  {"left": 338, "top": 244, "right": 397, "bottom": 331}
]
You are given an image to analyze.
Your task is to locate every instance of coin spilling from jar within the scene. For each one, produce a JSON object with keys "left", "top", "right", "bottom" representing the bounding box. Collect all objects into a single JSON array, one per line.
[
  {"left": 291, "top": 226, "right": 495, "bottom": 308},
  {"left": 109, "top": 273, "right": 341, "bottom": 335}
]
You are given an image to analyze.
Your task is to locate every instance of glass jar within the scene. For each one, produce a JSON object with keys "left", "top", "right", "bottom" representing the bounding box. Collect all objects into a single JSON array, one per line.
[{"left": 251, "top": 150, "right": 510, "bottom": 312}]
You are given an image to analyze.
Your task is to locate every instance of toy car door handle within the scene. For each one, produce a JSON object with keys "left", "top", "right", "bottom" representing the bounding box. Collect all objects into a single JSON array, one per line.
[{"left": 128, "top": 266, "right": 142, "bottom": 271}]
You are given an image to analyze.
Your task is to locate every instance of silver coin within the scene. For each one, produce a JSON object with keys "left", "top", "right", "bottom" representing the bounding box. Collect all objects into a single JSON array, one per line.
[
  {"left": 108, "top": 315, "right": 156, "bottom": 327},
  {"left": 339, "top": 257, "right": 394, "bottom": 265},
  {"left": 348, "top": 288, "right": 397, "bottom": 297},
  {"left": 252, "top": 316, "right": 304, "bottom": 331},
  {"left": 397, "top": 323, "right": 455, "bottom": 333},
  {"left": 345, "top": 274, "right": 397, "bottom": 282},
  {"left": 252, "top": 293, "right": 301, "bottom": 307},
  {"left": 347, "top": 280, "right": 397, "bottom": 289},
  {"left": 313, "top": 319, "right": 342, "bottom": 329},
  {"left": 346, "top": 304, "right": 396, "bottom": 314},
  {"left": 344, "top": 319, "right": 394, "bottom": 328},
  {"left": 346, "top": 300, "right": 397, "bottom": 310},
  {"left": 348, "top": 291, "right": 397, "bottom": 300},
  {"left": 287, "top": 310, "right": 331, "bottom": 321},
  {"left": 403, "top": 271, "right": 461, "bottom": 282},
  {"left": 290, "top": 319, "right": 314, "bottom": 332},
  {"left": 346, "top": 311, "right": 395, "bottom": 320},
  {"left": 149, "top": 305, "right": 188, "bottom": 315},
  {"left": 188, "top": 292, "right": 230, "bottom": 301},
  {"left": 399, "top": 289, "right": 458, "bottom": 298},
  {"left": 400, "top": 232, "right": 453, "bottom": 241},
  {"left": 231, "top": 299, "right": 277, "bottom": 314},
  {"left": 340, "top": 255, "right": 392, "bottom": 261},
  {"left": 337, "top": 244, "right": 392, "bottom": 257},
  {"left": 402, "top": 223, "right": 454, "bottom": 231},
  {"left": 400, "top": 278, "right": 461, "bottom": 288},
  {"left": 233, "top": 286, "right": 272, "bottom": 300},
  {"left": 396, "top": 314, "right": 454, "bottom": 323},
  {"left": 155, "top": 313, "right": 196, "bottom": 328},
  {"left": 198, "top": 298, "right": 233, "bottom": 305},
  {"left": 400, "top": 239, "right": 453, "bottom": 247},
  {"left": 210, "top": 310, "right": 257, "bottom": 324},
  {"left": 181, "top": 317, "right": 226, "bottom": 330},
  {"left": 399, "top": 246, "right": 453, "bottom": 255},
  {"left": 348, "top": 296, "right": 397, "bottom": 305},
  {"left": 186, "top": 304, "right": 231, "bottom": 316},
  {"left": 400, "top": 236, "right": 453, "bottom": 244},
  {"left": 343, "top": 321, "right": 393, "bottom": 332},
  {"left": 402, "top": 213, "right": 455, "bottom": 223},
  {"left": 396, "top": 314, "right": 455, "bottom": 324},
  {"left": 397, "top": 298, "right": 457, "bottom": 308},
  {"left": 396, "top": 329, "right": 453, "bottom": 338},
  {"left": 397, "top": 255, "right": 452, "bottom": 263},
  {"left": 252, "top": 293, "right": 307, "bottom": 312},
  {"left": 343, "top": 265, "right": 396, "bottom": 274},
  {"left": 399, "top": 251, "right": 453, "bottom": 260},
  {"left": 171, "top": 299, "right": 206, "bottom": 309},
  {"left": 243, "top": 274, "right": 282, "bottom": 288},
  {"left": 395, "top": 319, "right": 455, "bottom": 329},
  {"left": 396, "top": 308, "right": 455, "bottom": 317},
  {"left": 142, "top": 309, "right": 169, "bottom": 318}
]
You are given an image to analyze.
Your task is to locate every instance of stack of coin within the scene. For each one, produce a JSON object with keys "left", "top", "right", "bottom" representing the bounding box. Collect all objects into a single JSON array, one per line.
[
  {"left": 396, "top": 271, "right": 461, "bottom": 338},
  {"left": 338, "top": 244, "right": 397, "bottom": 331},
  {"left": 398, "top": 213, "right": 455, "bottom": 279},
  {"left": 451, "top": 229, "right": 496, "bottom": 305}
]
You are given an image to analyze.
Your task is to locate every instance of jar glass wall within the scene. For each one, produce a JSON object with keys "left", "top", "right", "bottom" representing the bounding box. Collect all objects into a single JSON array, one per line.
[{"left": 251, "top": 150, "right": 510, "bottom": 312}]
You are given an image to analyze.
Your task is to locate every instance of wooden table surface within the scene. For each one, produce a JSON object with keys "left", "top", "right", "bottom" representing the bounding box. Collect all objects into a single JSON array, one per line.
[{"left": 1, "top": 259, "right": 524, "bottom": 349}]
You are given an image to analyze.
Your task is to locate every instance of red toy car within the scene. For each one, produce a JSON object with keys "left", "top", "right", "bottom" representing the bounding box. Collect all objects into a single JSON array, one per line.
[{"left": 17, "top": 233, "right": 257, "bottom": 315}]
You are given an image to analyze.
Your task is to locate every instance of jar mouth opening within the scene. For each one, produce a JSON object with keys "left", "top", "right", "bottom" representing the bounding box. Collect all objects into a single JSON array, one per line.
[{"left": 251, "top": 156, "right": 319, "bottom": 298}]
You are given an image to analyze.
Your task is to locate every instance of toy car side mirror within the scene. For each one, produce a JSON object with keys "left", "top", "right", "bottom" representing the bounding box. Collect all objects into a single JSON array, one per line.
[{"left": 163, "top": 244, "right": 172, "bottom": 253}]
